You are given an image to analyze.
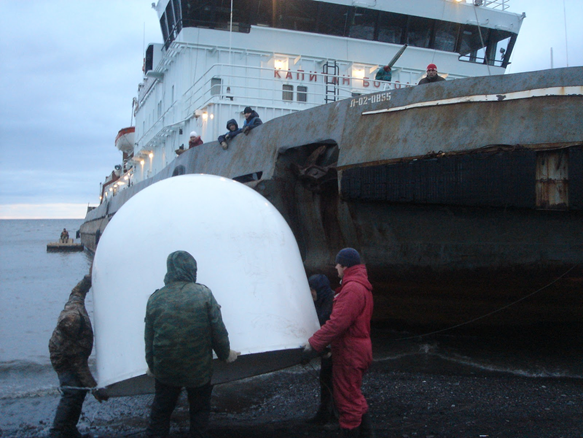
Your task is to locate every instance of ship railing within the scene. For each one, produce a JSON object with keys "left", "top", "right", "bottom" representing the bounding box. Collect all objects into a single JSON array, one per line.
[
  {"left": 453, "top": 0, "right": 510, "bottom": 10},
  {"left": 180, "top": 63, "right": 411, "bottom": 122},
  {"left": 136, "top": 62, "right": 413, "bottom": 149}
]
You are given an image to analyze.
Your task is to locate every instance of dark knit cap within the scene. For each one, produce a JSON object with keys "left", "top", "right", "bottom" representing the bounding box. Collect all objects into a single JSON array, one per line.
[
  {"left": 243, "top": 106, "right": 253, "bottom": 114},
  {"left": 335, "top": 248, "right": 361, "bottom": 268}
]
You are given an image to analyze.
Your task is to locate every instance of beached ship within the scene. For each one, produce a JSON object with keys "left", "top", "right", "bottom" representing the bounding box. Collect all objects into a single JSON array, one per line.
[{"left": 81, "top": 0, "right": 583, "bottom": 328}]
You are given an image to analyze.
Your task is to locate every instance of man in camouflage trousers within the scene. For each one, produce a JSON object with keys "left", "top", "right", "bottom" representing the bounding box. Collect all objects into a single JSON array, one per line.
[
  {"left": 145, "top": 250, "right": 239, "bottom": 438},
  {"left": 49, "top": 274, "right": 108, "bottom": 438}
]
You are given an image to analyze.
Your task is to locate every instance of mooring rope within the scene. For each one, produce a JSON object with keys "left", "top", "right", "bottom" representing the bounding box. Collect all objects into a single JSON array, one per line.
[{"left": 393, "top": 264, "right": 579, "bottom": 341}]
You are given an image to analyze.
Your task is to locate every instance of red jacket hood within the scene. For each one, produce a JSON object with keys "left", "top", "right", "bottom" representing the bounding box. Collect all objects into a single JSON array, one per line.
[{"left": 339, "top": 264, "right": 372, "bottom": 294}]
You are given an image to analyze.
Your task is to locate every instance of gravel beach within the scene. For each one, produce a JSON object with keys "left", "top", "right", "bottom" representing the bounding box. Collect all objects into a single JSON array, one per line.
[{"left": 2, "top": 354, "right": 582, "bottom": 438}]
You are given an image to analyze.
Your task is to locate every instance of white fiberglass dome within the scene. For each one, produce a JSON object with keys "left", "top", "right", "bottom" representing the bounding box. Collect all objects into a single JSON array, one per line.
[{"left": 92, "top": 174, "right": 319, "bottom": 395}]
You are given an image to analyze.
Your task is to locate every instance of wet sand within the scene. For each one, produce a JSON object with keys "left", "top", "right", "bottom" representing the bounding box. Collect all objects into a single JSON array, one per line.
[{"left": 2, "top": 355, "right": 582, "bottom": 438}]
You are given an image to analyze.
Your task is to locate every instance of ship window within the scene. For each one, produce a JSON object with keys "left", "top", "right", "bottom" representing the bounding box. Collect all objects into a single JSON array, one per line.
[
  {"left": 283, "top": 84, "right": 294, "bottom": 101},
  {"left": 160, "top": 14, "right": 170, "bottom": 48},
  {"left": 278, "top": 0, "right": 317, "bottom": 33},
  {"left": 252, "top": 0, "right": 273, "bottom": 27},
  {"left": 459, "top": 24, "right": 490, "bottom": 63},
  {"left": 407, "top": 16, "right": 433, "bottom": 48},
  {"left": 173, "top": 0, "right": 182, "bottom": 33},
  {"left": 166, "top": 1, "right": 176, "bottom": 37},
  {"left": 145, "top": 45, "right": 155, "bottom": 73},
  {"left": 348, "top": 7, "right": 378, "bottom": 41},
  {"left": 434, "top": 20, "right": 459, "bottom": 52},
  {"left": 297, "top": 85, "right": 308, "bottom": 102},
  {"left": 180, "top": 0, "right": 250, "bottom": 33},
  {"left": 377, "top": 11, "right": 406, "bottom": 44},
  {"left": 211, "top": 77, "right": 222, "bottom": 95},
  {"left": 317, "top": 3, "right": 349, "bottom": 37},
  {"left": 486, "top": 30, "right": 512, "bottom": 66}
]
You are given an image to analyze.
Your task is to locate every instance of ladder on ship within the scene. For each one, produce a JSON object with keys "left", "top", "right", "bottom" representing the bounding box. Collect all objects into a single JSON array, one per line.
[{"left": 323, "top": 60, "right": 339, "bottom": 103}]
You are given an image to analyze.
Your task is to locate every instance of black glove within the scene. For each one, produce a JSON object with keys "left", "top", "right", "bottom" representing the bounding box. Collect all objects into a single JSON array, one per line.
[{"left": 301, "top": 343, "right": 320, "bottom": 365}]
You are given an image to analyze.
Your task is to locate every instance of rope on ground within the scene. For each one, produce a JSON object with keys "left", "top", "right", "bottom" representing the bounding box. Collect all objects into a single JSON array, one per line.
[{"left": 394, "top": 264, "right": 579, "bottom": 341}]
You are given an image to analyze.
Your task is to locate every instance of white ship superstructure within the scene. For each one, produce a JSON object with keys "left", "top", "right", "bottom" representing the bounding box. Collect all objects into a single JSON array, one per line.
[{"left": 103, "top": 0, "right": 523, "bottom": 201}]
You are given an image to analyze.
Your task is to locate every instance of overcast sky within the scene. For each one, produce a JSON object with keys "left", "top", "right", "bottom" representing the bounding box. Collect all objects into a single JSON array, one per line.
[{"left": 0, "top": 0, "right": 581, "bottom": 219}]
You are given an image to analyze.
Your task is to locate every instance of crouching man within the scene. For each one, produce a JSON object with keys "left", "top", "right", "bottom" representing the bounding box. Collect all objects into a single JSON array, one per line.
[{"left": 145, "top": 250, "right": 239, "bottom": 438}]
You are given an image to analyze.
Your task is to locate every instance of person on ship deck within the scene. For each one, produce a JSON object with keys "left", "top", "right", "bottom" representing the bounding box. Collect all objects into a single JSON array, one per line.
[
  {"left": 374, "top": 65, "right": 392, "bottom": 82},
  {"left": 176, "top": 131, "right": 203, "bottom": 155},
  {"left": 241, "top": 106, "right": 262, "bottom": 135},
  {"left": 418, "top": 63, "right": 446, "bottom": 84},
  {"left": 218, "top": 119, "right": 242, "bottom": 150}
]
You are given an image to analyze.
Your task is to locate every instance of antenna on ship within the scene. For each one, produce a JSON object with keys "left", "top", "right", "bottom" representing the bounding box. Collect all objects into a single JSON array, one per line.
[{"left": 563, "top": 0, "right": 569, "bottom": 67}]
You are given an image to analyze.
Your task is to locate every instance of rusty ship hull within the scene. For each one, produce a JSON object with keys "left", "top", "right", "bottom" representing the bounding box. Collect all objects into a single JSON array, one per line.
[{"left": 81, "top": 67, "right": 583, "bottom": 328}]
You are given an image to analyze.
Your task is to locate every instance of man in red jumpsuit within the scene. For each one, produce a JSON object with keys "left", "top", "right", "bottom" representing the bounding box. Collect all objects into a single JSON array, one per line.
[{"left": 305, "top": 248, "right": 375, "bottom": 437}]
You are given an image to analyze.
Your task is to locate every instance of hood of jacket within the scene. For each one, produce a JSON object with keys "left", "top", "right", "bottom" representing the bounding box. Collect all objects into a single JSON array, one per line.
[
  {"left": 340, "top": 264, "right": 372, "bottom": 292},
  {"left": 226, "top": 119, "right": 238, "bottom": 130},
  {"left": 308, "top": 274, "right": 334, "bottom": 303},
  {"left": 163, "top": 251, "right": 197, "bottom": 285}
]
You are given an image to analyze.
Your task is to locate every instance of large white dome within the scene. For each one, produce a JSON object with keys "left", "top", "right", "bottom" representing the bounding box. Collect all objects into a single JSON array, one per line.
[{"left": 92, "top": 174, "right": 319, "bottom": 395}]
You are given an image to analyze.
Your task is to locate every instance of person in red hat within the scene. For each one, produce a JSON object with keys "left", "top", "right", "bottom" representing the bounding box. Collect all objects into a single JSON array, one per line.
[{"left": 418, "top": 63, "right": 445, "bottom": 84}]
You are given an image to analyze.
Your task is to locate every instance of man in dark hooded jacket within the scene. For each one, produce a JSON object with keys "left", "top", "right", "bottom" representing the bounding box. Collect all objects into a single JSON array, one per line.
[
  {"left": 49, "top": 274, "right": 108, "bottom": 438},
  {"left": 305, "top": 248, "right": 375, "bottom": 438},
  {"left": 306, "top": 274, "right": 335, "bottom": 425},
  {"left": 241, "top": 106, "right": 262, "bottom": 135},
  {"left": 217, "top": 119, "right": 241, "bottom": 150},
  {"left": 145, "top": 250, "right": 239, "bottom": 438}
]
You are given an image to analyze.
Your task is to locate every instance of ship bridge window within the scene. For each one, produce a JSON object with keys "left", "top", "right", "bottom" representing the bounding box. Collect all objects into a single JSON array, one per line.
[
  {"left": 317, "top": 3, "right": 350, "bottom": 37},
  {"left": 166, "top": 1, "right": 176, "bottom": 37},
  {"left": 348, "top": 7, "right": 378, "bottom": 41},
  {"left": 251, "top": 0, "right": 273, "bottom": 27},
  {"left": 434, "top": 20, "right": 459, "bottom": 52},
  {"left": 170, "top": 1, "right": 517, "bottom": 69},
  {"left": 407, "top": 16, "right": 433, "bottom": 48},
  {"left": 180, "top": 0, "right": 250, "bottom": 34},
  {"left": 459, "top": 24, "right": 490, "bottom": 63},
  {"left": 377, "top": 11, "right": 406, "bottom": 44},
  {"left": 277, "top": 0, "right": 318, "bottom": 33},
  {"left": 173, "top": 0, "right": 183, "bottom": 33},
  {"left": 160, "top": 15, "right": 170, "bottom": 47},
  {"left": 485, "top": 30, "right": 513, "bottom": 66}
]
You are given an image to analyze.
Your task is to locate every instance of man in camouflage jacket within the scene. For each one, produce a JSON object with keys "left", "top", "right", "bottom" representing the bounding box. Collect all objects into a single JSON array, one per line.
[
  {"left": 145, "top": 250, "right": 239, "bottom": 438},
  {"left": 48, "top": 274, "right": 108, "bottom": 438}
]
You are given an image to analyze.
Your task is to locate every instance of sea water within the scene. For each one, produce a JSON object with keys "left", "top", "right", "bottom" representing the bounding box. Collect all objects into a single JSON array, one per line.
[{"left": 0, "top": 219, "right": 92, "bottom": 400}]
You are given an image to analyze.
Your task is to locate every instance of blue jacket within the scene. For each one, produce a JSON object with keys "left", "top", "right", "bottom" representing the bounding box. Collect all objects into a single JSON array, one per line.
[
  {"left": 218, "top": 119, "right": 242, "bottom": 143},
  {"left": 243, "top": 111, "right": 263, "bottom": 131}
]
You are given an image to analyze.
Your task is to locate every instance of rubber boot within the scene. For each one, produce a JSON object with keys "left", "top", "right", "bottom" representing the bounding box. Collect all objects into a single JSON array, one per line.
[
  {"left": 359, "top": 412, "right": 376, "bottom": 438},
  {"left": 305, "top": 408, "right": 331, "bottom": 425}
]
